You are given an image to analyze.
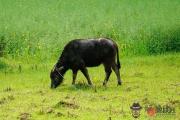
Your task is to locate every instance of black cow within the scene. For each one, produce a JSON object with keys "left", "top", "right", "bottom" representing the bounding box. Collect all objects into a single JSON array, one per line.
[{"left": 50, "top": 38, "right": 122, "bottom": 88}]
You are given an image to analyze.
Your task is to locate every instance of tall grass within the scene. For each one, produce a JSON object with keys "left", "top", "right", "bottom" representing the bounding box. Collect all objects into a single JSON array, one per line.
[{"left": 0, "top": 0, "right": 179, "bottom": 60}]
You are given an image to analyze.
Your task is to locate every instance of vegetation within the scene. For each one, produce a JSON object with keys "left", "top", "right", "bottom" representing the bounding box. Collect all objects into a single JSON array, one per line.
[
  {"left": 0, "top": 53, "right": 180, "bottom": 119},
  {"left": 0, "top": 0, "right": 179, "bottom": 119},
  {"left": 0, "top": 0, "right": 179, "bottom": 60}
]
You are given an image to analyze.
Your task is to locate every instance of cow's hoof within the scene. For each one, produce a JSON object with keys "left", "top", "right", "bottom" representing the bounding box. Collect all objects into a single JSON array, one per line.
[
  {"left": 88, "top": 84, "right": 93, "bottom": 87},
  {"left": 118, "top": 82, "right": 122, "bottom": 85},
  {"left": 103, "top": 82, "right": 106, "bottom": 86}
]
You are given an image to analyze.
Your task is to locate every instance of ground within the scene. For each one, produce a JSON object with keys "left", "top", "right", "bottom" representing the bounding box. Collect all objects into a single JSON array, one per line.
[{"left": 0, "top": 53, "right": 179, "bottom": 120}]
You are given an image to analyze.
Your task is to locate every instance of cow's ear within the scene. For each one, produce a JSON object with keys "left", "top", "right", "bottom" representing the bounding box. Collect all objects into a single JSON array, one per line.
[{"left": 58, "top": 66, "right": 64, "bottom": 71}]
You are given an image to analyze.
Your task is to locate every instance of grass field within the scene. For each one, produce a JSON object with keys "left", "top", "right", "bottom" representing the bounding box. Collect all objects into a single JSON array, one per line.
[
  {"left": 0, "top": 53, "right": 179, "bottom": 120},
  {"left": 0, "top": 0, "right": 179, "bottom": 58},
  {"left": 0, "top": 0, "right": 180, "bottom": 119}
]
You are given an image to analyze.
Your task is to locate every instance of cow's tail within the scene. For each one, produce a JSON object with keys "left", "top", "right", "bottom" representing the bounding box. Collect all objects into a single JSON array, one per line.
[{"left": 115, "top": 43, "right": 121, "bottom": 69}]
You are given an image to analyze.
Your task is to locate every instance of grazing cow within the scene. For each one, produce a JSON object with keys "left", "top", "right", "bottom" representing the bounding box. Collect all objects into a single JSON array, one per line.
[{"left": 50, "top": 38, "right": 122, "bottom": 88}]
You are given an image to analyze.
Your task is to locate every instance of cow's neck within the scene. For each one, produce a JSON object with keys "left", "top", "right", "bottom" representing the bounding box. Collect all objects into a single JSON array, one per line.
[
  {"left": 56, "top": 61, "right": 68, "bottom": 75},
  {"left": 56, "top": 58, "right": 65, "bottom": 67}
]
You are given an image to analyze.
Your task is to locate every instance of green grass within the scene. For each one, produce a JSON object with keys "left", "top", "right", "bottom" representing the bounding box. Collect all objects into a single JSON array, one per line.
[
  {"left": 0, "top": 53, "right": 179, "bottom": 120},
  {"left": 0, "top": 0, "right": 179, "bottom": 119},
  {"left": 0, "top": 0, "right": 179, "bottom": 58}
]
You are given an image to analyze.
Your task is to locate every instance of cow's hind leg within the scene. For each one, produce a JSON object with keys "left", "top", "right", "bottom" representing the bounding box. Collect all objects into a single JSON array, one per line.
[
  {"left": 112, "top": 62, "right": 122, "bottom": 85},
  {"left": 72, "top": 69, "right": 78, "bottom": 85},
  {"left": 103, "top": 63, "right": 112, "bottom": 86},
  {"left": 80, "top": 67, "right": 93, "bottom": 86}
]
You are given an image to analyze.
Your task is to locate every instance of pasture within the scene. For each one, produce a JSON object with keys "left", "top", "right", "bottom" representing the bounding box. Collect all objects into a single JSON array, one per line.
[
  {"left": 0, "top": 0, "right": 180, "bottom": 119},
  {"left": 0, "top": 53, "right": 179, "bottom": 119}
]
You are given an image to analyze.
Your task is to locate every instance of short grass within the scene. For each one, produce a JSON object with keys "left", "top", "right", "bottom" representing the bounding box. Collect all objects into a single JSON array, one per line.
[
  {"left": 0, "top": 0, "right": 179, "bottom": 119},
  {"left": 0, "top": 53, "right": 179, "bottom": 120}
]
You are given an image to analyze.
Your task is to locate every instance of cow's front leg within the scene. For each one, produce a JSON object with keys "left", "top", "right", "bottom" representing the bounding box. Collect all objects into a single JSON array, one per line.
[
  {"left": 80, "top": 67, "right": 93, "bottom": 86},
  {"left": 72, "top": 69, "right": 78, "bottom": 85}
]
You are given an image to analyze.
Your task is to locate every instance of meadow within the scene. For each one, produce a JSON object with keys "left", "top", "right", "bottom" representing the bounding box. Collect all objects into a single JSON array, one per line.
[
  {"left": 0, "top": 53, "right": 180, "bottom": 120},
  {"left": 0, "top": 0, "right": 180, "bottom": 119}
]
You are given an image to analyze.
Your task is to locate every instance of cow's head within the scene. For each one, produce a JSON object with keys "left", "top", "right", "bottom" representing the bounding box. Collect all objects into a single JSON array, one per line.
[{"left": 50, "top": 65, "right": 64, "bottom": 88}]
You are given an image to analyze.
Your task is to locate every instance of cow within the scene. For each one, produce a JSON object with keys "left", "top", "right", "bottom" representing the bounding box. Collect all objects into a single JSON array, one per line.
[{"left": 50, "top": 38, "right": 122, "bottom": 88}]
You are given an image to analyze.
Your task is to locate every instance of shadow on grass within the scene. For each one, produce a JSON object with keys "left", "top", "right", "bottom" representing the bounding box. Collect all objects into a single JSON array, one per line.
[
  {"left": 55, "top": 81, "right": 126, "bottom": 93},
  {"left": 55, "top": 82, "right": 93, "bottom": 92},
  {"left": 68, "top": 82, "right": 92, "bottom": 91}
]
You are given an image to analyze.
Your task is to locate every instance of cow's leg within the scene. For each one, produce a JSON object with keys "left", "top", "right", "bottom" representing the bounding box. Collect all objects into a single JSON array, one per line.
[
  {"left": 72, "top": 69, "right": 78, "bottom": 85},
  {"left": 112, "top": 63, "right": 122, "bottom": 85},
  {"left": 80, "top": 67, "right": 93, "bottom": 85},
  {"left": 103, "top": 63, "right": 112, "bottom": 86}
]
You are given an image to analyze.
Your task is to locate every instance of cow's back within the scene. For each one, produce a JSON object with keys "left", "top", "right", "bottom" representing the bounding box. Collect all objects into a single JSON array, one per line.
[{"left": 62, "top": 38, "right": 116, "bottom": 67}]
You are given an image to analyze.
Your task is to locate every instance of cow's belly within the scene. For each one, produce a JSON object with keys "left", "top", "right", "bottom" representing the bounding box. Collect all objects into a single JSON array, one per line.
[
  {"left": 83, "top": 56, "right": 102, "bottom": 67},
  {"left": 85, "top": 60, "right": 102, "bottom": 67}
]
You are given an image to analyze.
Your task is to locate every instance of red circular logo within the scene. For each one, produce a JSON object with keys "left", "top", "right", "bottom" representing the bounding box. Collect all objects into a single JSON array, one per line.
[{"left": 147, "top": 107, "right": 156, "bottom": 117}]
